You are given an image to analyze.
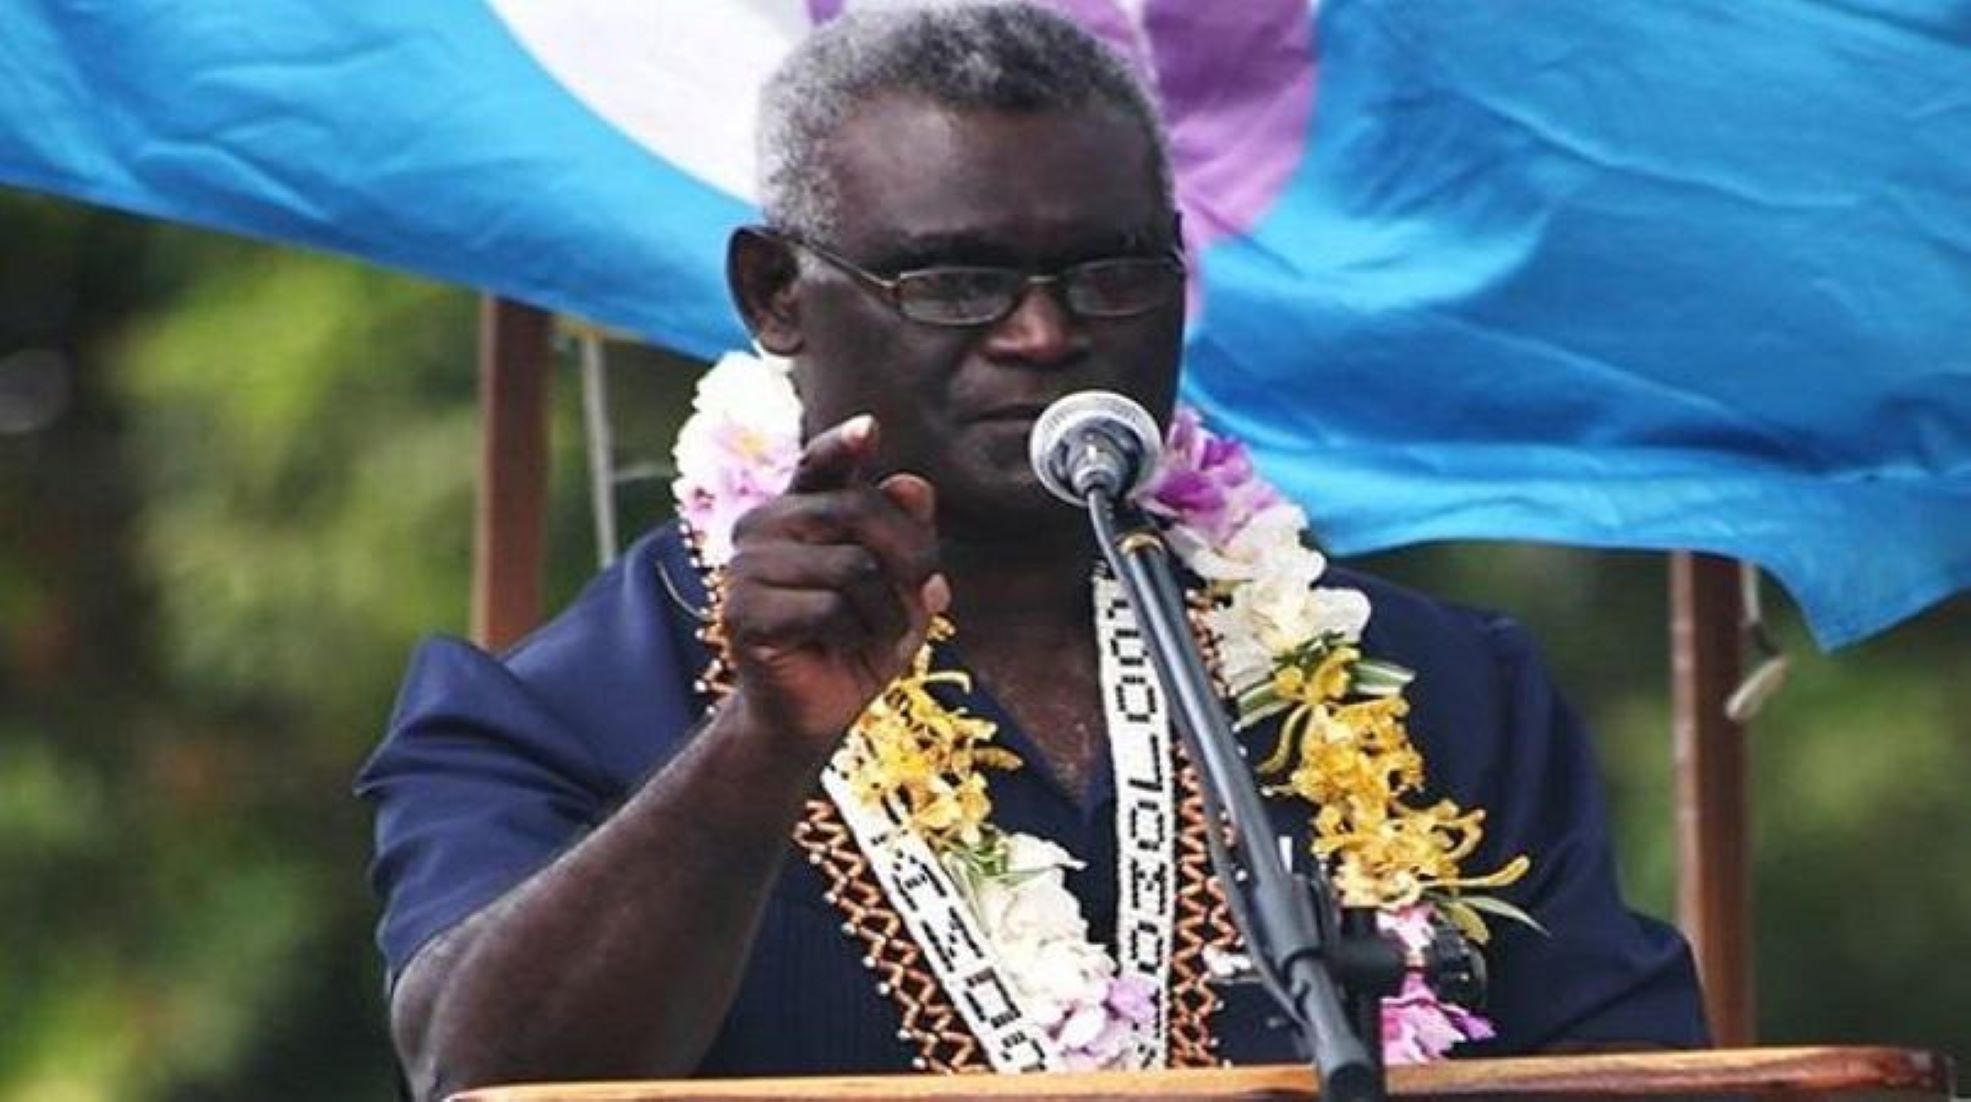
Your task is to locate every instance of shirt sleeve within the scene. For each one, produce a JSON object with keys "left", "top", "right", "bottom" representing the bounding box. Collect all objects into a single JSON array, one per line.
[
  {"left": 355, "top": 530, "right": 709, "bottom": 984},
  {"left": 357, "top": 638, "right": 616, "bottom": 982},
  {"left": 1452, "top": 613, "right": 1710, "bottom": 1051}
]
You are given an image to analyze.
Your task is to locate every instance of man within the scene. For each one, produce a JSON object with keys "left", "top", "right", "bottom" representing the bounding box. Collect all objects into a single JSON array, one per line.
[{"left": 359, "top": 7, "right": 1704, "bottom": 1099}]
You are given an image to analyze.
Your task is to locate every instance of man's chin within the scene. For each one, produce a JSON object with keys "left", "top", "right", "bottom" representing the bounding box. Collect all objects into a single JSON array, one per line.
[{"left": 937, "top": 472, "right": 1086, "bottom": 543}]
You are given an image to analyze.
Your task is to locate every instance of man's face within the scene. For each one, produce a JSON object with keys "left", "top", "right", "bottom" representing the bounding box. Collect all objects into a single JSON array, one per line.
[{"left": 789, "top": 94, "right": 1183, "bottom": 538}]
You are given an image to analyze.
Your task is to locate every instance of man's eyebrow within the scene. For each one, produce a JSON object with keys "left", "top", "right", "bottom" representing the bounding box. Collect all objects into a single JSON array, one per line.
[
  {"left": 1092, "top": 227, "right": 1170, "bottom": 257},
  {"left": 868, "top": 227, "right": 1173, "bottom": 269},
  {"left": 865, "top": 232, "right": 1019, "bottom": 268}
]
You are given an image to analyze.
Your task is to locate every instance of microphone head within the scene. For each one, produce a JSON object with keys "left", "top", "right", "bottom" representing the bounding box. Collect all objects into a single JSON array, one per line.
[{"left": 1027, "top": 391, "right": 1163, "bottom": 505}]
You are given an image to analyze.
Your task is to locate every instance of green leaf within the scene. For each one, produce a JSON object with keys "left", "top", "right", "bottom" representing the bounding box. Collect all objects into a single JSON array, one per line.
[
  {"left": 1351, "top": 659, "right": 1416, "bottom": 697},
  {"left": 1235, "top": 696, "right": 1293, "bottom": 731},
  {"left": 1437, "top": 899, "right": 1492, "bottom": 945},
  {"left": 1460, "top": 894, "right": 1549, "bottom": 936}
]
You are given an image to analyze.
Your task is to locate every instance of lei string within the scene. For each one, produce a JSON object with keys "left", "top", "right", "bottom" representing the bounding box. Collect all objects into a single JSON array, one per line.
[{"left": 672, "top": 349, "right": 1535, "bottom": 1066}]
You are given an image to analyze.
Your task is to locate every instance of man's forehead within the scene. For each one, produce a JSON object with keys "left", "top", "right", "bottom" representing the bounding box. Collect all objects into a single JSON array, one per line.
[{"left": 820, "top": 94, "right": 1168, "bottom": 256}]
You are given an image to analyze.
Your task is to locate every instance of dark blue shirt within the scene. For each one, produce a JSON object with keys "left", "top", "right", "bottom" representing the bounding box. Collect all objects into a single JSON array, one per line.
[{"left": 358, "top": 523, "right": 1705, "bottom": 1074}]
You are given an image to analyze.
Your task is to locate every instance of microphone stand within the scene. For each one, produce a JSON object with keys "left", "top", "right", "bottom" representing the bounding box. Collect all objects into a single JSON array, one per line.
[{"left": 1084, "top": 492, "right": 1399, "bottom": 1102}]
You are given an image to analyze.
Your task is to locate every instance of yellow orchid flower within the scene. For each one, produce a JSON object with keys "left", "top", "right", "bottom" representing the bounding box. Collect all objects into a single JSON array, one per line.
[
  {"left": 844, "top": 621, "right": 1020, "bottom": 852},
  {"left": 1251, "top": 641, "right": 1533, "bottom": 920}
]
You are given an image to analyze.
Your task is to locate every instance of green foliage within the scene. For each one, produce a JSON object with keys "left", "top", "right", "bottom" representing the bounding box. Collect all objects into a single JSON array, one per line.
[
  {"left": 1, "top": 194, "right": 495, "bottom": 1100},
  {"left": 1747, "top": 613, "right": 1971, "bottom": 1053}
]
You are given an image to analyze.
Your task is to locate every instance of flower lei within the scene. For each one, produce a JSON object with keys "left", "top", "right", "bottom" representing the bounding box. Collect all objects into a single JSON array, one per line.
[{"left": 673, "top": 350, "right": 1533, "bottom": 1068}]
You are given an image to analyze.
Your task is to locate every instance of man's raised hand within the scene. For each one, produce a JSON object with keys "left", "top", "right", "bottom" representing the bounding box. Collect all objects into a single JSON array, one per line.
[{"left": 718, "top": 414, "right": 948, "bottom": 754}]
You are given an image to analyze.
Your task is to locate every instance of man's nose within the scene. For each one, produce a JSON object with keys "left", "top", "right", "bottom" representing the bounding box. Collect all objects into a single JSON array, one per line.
[{"left": 980, "top": 280, "right": 1084, "bottom": 366}]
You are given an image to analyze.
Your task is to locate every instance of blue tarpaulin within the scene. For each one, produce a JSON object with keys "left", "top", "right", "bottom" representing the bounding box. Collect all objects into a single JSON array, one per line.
[{"left": 3, "top": 0, "right": 1966, "bottom": 646}]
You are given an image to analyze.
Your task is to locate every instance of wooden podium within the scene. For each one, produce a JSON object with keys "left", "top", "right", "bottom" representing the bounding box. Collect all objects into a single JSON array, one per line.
[{"left": 454, "top": 1047, "right": 1952, "bottom": 1100}]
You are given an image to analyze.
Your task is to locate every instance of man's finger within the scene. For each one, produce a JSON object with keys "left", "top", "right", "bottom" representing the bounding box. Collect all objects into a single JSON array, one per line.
[
  {"left": 891, "top": 571, "right": 951, "bottom": 666},
  {"left": 787, "top": 414, "right": 877, "bottom": 494},
  {"left": 727, "top": 541, "right": 909, "bottom": 648},
  {"left": 723, "top": 587, "right": 869, "bottom": 655},
  {"left": 921, "top": 574, "right": 951, "bottom": 616},
  {"left": 877, "top": 472, "right": 936, "bottom": 528}
]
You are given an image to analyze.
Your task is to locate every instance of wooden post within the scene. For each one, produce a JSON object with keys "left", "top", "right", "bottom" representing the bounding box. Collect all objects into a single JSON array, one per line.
[
  {"left": 471, "top": 297, "right": 554, "bottom": 650},
  {"left": 1670, "top": 551, "right": 1754, "bottom": 1044}
]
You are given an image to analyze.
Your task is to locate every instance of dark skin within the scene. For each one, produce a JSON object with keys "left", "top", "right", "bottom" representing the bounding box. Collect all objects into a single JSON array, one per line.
[
  {"left": 386, "top": 94, "right": 1183, "bottom": 1099},
  {"left": 744, "top": 93, "right": 1182, "bottom": 792}
]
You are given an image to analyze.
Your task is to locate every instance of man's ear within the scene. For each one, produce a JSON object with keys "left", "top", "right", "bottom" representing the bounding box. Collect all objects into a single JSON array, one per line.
[{"left": 728, "top": 227, "right": 803, "bottom": 355}]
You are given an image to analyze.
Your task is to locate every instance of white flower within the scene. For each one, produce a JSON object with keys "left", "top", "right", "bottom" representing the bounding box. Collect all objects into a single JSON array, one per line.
[
  {"left": 1056, "top": 1000, "right": 1111, "bottom": 1050},
  {"left": 670, "top": 350, "right": 801, "bottom": 564},
  {"left": 1199, "top": 603, "right": 1272, "bottom": 690},
  {"left": 1308, "top": 586, "right": 1372, "bottom": 642},
  {"left": 1241, "top": 570, "right": 1325, "bottom": 653},
  {"left": 1015, "top": 940, "right": 1114, "bottom": 1023},
  {"left": 1180, "top": 502, "right": 1323, "bottom": 584},
  {"left": 973, "top": 835, "right": 1089, "bottom": 953},
  {"left": 968, "top": 834, "right": 1119, "bottom": 1029},
  {"left": 1004, "top": 832, "right": 1080, "bottom": 877}
]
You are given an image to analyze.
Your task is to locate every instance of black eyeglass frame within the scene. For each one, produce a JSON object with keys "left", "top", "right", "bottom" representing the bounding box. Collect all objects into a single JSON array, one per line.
[{"left": 760, "top": 228, "right": 1188, "bottom": 328}]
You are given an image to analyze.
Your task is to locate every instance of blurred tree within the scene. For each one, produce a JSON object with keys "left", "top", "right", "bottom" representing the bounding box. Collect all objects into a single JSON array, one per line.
[{"left": 4, "top": 193, "right": 548, "bottom": 1100}]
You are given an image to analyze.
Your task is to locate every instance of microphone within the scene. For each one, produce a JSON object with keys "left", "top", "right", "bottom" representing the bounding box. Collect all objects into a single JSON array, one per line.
[{"left": 1027, "top": 391, "right": 1163, "bottom": 505}]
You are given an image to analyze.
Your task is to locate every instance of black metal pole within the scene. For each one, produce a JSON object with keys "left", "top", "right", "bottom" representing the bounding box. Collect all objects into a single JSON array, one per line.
[
  {"left": 1342, "top": 906, "right": 1387, "bottom": 1078},
  {"left": 1086, "top": 496, "right": 1383, "bottom": 1102}
]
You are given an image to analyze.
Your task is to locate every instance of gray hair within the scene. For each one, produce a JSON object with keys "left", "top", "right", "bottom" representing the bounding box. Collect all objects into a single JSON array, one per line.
[{"left": 757, "top": 3, "right": 1173, "bottom": 240}]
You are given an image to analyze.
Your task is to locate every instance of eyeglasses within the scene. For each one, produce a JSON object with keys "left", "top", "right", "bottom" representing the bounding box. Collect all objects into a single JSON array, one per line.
[{"left": 771, "top": 231, "right": 1186, "bottom": 328}]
